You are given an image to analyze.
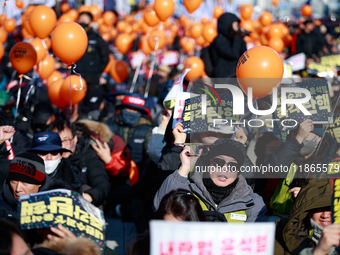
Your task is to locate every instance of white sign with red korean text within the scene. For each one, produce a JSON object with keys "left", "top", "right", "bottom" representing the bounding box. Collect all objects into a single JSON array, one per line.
[{"left": 150, "top": 221, "right": 275, "bottom": 255}]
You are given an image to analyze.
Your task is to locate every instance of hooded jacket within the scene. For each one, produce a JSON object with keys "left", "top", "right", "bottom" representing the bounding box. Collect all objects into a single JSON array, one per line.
[
  {"left": 0, "top": 176, "right": 53, "bottom": 218},
  {"left": 210, "top": 13, "right": 247, "bottom": 78},
  {"left": 274, "top": 178, "right": 335, "bottom": 255},
  {"left": 68, "top": 138, "right": 110, "bottom": 206},
  {"left": 153, "top": 140, "right": 267, "bottom": 222}
]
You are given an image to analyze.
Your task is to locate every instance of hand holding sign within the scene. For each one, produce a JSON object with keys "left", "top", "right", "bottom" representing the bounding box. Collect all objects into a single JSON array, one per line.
[
  {"left": 178, "top": 146, "right": 201, "bottom": 177},
  {"left": 296, "top": 119, "right": 314, "bottom": 144},
  {"left": 313, "top": 224, "right": 340, "bottom": 255},
  {"left": 234, "top": 126, "right": 247, "bottom": 145},
  {"left": 173, "top": 122, "right": 187, "bottom": 144}
]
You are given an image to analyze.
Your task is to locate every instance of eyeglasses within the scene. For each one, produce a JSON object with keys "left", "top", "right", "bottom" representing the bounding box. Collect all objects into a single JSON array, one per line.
[
  {"left": 61, "top": 137, "right": 74, "bottom": 146},
  {"left": 210, "top": 158, "right": 239, "bottom": 170}
]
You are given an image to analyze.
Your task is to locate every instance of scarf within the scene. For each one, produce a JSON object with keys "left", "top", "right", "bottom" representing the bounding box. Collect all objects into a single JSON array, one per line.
[
  {"left": 310, "top": 218, "right": 336, "bottom": 255},
  {"left": 203, "top": 178, "right": 238, "bottom": 205}
]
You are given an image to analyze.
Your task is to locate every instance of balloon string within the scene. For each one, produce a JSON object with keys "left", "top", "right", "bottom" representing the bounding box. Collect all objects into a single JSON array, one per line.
[
  {"left": 41, "top": 39, "right": 48, "bottom": 51},
  {"left": 130, "top": 53, "right": 144, "bottom": 93},
  {"left": 69, "top": 67, "right": 73, "bottom": 127},
  {"left": 14, "top": 76, "right": 23, "bottom": 125},
  {"left": 70, "top": 64, "right": 84, "bottom": 91},
  {"left": 25, "top": 84, "right": 34, "bottom": 103},
  {"left": 144, "top": 21, "right": 164, "bottom": 98}
]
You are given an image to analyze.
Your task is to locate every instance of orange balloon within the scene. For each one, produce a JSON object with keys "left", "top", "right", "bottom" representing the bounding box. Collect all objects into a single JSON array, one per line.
[
  {"left": 16, "top": 0, "right": 24, "bottom": 8},
  {"left": 103, "top": 11, "right": 116, "bottom": 26},
  {"left": 89, "top": 5, "right": 102, "bottom": 21},
  {"left": 116, "top": 20, "right": 127, "bottom": 33},
  {"left": 148, "top": 30, "right": 166, "bottom": 51},
  {"left": 244, "top": 36, "right": 253, "bottom": 44},
  {"left": 78, "top": 5, "right": 90, "bottom": 13},
  {"left": 240, "top": 20, "right": 254, "bottom": 32},
  {"left": 201, "top": 17, "right": 208, "bottom": 25},
  {"left": 132, "top": 22, "right": 140, "bottom": 33},
  {"left": 21, "top": 27, "right": 33, "bottom": 40},
  {"left": 214, "top": 6, "right": 224, "bottom": 19},
  {"left": 266, "top": 24, "right": 283, "bottom": 39},
  {"left": 254, "top": 40, "right": 262, "bottom": 46},
  {"left": 183, "top": 0, "right": 202, "bottom": 13},
  {"left": 268, "top": 37, "right": 284, "bottom": 53},
  {"left": 144, "top": 5, "right": 159, "bottom": 27},
  {"left": 260, "top": 12, "right": 272, "bottom": 27},
  {"left": 25, "top": 5, "right": 35, "bottom": 15},
  {"left": 260, "top": 34, "right": 269, "bottom": 46},
  {"left": 57, "top": 14, "right": 73, "bottom": 25},
  {"left": 250, "top": 31, "right": 259, "bottom": 40},
  {"left": 184, "top": 56, "right": 204, "bottom": 80},
  {"left": 110, "top": 60, "right": 129, "bottom": 83},
  {"left": 125, "top": 15, "right": 134, "bottom": 23},
  {"left": 236, "top": 46, "right": 283, "bottom": 99},
  {"left": 103, "top": 54, "right": 115, "bottom": 73},
  {"left": 279, "top": 23, "right": 289, "bottom": 37},
  {"left": 0, "top": 27, "right": 7, "bottom": 44},
  {"left": 190, "top": 23, "right": 202, "bottom": 39},
  {"left": 272, "top": 0, "right": 279, "bottom": 6},
  {"left": 48, "top": 79, "right": 66, "bottom": 108},
  {"left": 30, "top": 38, "right": 47, "bottom": 65},
  {"left": 202, "top": 24, "right": 217, "bottom": 43},
  {"left": 46, "top": 70, "right": 63, "bottom": 88},
  {"left": 99, "top": 24, "right": 109, "bottom": 34},
  {"left": 29, "top": 5, "right": 57, "bottom": 39},
  {"left": 110, "top": 28, "right": 117, "bottom": 39},
  {"left": 283, "top": 34, "right": 292, "bottom": 47},
  {"left": 38, "top": 55, "right": 56, "bottom": 79},
  {"left": 139, "top": 35, "right": 152, "bottom": 55},
  {"left": 51, "top": 22, "right": 88, "bottom": 65},
  {"left": 179, "top": 37, "right": 188, "bottom": 48},
  {"left": 23, "top": 19, "right": 34, "bottom": 36},
  {"left": 43, "top": 37, "right": 51, "bottom": 50},
  {"left": 102, "top": 33, "right": 110, "bottom": 42},
  {"left": 314, "top": 19, "right": 321, "bottom": 26},
  {"left": 196, "top": 35, "right": 205, "bottom": 46},
  {"left": 301, "top": 4, "right": 312, "bottom": 17},
  {"left": 3, "top": 19, "right": 16, "bottom": 33},
  {"left": 184, "top": 39, "right": 195, "bottom": 53},
  {"left": 154, "top": 0, "right": 175, "bottom": 21},
  {"left": 125, "top": 25, "right": 133, "bottom": 34},
  {"left": 239, "top": 4, "right": 253, "bottom": 20},
  {"left": 60, "top": 75, "right": 87, "bottom": 105},
  {"left": 115, "top": 33, "right": 132, "bottom": 54},
  {"left": 9, "top": 42, "right": 37, "bottom": 74},
  {"left": 141, "top": 21, "right": 151, "bottom": 34},
  {"left": 67, "top": 9, "right": 78, "bottom": 20},
  {"left": 0, "top": 42, "right": 4, "bottom": 59},
  {"left": 60, "top": 3, "right": 70, "bottom": 13}
]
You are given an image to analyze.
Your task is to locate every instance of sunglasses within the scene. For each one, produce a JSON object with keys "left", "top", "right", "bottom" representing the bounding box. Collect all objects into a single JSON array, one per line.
[{"left": 210, "top": 158, "right": 239, "bottom": 170}]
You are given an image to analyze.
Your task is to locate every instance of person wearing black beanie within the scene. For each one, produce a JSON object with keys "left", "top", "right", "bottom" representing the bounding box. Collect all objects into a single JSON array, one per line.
[{"left": 154, "top": 138, "right": 267, "bottom": 222}]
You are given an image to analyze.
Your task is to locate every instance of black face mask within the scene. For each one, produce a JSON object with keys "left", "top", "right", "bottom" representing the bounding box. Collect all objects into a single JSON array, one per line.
[{"left": 79, "top": 22, "right": 89, "bottom": 31}]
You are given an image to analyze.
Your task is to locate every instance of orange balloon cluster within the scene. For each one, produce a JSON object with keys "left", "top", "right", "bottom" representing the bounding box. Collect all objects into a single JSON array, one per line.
[{"left": 236, "top": 46, "right": 284, "bottom": 99}]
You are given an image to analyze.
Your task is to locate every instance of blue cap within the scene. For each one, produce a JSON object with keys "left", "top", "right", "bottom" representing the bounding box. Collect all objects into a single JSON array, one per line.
[{"left": 28, "top": 131, "right": 72, "bottom": 153}]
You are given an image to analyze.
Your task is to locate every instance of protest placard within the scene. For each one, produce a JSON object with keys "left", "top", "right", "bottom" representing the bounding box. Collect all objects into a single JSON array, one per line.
[
  {"left": 273, "top": 80, "right": 333, "bottom": 141},
  {"left": 150, "top": 221, "right": 276, "bottom": 255},
  {"left": 285, "top": 53, "right": 306, "bottom": 71},
  {"left": 307, "top": 62, "right": 335, "bottom": 78},
  {"left": 18, "top": 189, "right": 106, "bottom": 251},
  {"left": 321, "top": 53, "right": 340, "bottom": 67},
  {"left": 173, "top": 92, "right": 191, "bottom": 129},
  {"left": 158, "top": 50, "right": 179, "bottom": 66},
  {"left": 324, "top": 113, "right": 340, "bottom": 143},
  {"left": 128, "top": 51, "right": 145, "bottom": 69},
  {"left": 181, "top": 94, "right": 238, "bottom": 134}
]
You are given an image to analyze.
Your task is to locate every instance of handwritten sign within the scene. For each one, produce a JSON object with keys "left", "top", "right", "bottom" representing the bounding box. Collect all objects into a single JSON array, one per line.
[
  {"left": 285, "top": 53, "right": 306, "bottom": 71},
  {"left": 150, "top": 221, "right": 276, "bottom": 255},
  {"left": 18, "top": 189, "right": 106, "bottom": 251},
  {"left": 283, "top": 63, "right": 292, "bottom": 79}
]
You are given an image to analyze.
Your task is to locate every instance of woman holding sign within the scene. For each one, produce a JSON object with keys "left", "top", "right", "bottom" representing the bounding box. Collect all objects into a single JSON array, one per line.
[{"left": 153, "top": 138, "right": 267, "bottom": 222}]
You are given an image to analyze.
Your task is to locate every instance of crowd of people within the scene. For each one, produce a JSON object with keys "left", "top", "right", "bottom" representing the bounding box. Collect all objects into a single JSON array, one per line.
[{"left": 0, "top": 0, "right": 340, "bottom": 255}]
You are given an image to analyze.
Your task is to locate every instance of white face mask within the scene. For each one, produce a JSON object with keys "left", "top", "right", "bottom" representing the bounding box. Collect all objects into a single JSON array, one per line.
[{"left": 44, "top": 158, "right": 61, "bottom": 174}]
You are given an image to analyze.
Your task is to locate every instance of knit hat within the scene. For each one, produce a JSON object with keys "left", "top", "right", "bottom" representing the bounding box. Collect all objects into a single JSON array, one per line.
[
  {"left": 206, "top": 138, "right": 245, "bottom": 166},
  {"left": 9, "top": 152, "right": 46, "bottom": 185}
]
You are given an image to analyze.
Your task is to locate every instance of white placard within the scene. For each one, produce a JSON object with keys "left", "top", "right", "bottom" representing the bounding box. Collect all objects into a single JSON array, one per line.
[
  {"left": 150, "top": 221, "right": 276, "bottom": 255},
  {"left": 285, "top": 53, "right": 306, "bottom": 72}
]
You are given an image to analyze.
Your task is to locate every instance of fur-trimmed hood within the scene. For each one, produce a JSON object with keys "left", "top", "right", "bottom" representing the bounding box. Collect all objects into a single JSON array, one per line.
[
  {"left": 38, "top": 237, "right": 100, "bottom": 255},
  {"left": 78, "top": 119, "right": 113, "bottom": 143}
]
